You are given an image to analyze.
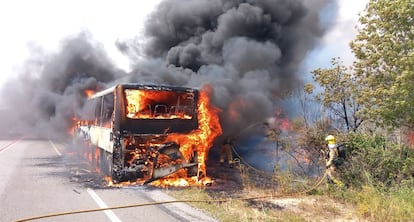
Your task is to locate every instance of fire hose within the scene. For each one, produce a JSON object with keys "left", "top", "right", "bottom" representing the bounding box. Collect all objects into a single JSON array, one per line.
[
  {"left": 229, "top": 143, "right": 328, "bottom": 192},
  {"left": 14, "top": 171, "right": 327, "bottom": 222}
]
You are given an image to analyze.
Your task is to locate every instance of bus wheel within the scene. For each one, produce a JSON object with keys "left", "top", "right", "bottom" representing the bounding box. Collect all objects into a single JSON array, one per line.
[
  {"left": 100, "top": 150, "right": 111, "bottom": 176},
  {"left": 112, "top": 169, "right": 123, "bottom": 184},
  {"left": 106, "top": 153, "right": 112, "bottom": 176}
]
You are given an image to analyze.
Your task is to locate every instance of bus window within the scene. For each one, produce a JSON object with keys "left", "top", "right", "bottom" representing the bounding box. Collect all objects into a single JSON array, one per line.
[
  {"left": 154, "top": 105, "right": 168, "bottom": 117},
  {"left": 124, "top": 89, "right": 195, "bottom": 120},
  {"left": 94, "top": 93, "right": 114, "bottom": 127},
  {"left": 94, "top": 98, "right": 102, "bottom": 125},
  {"left": 102, "top": 93, "right": 114, "bottom": 127}
]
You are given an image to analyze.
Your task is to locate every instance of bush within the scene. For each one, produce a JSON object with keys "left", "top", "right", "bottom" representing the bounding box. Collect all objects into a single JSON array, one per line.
[{"left": 338, "top": 133, "right": 414, "bottom": 189}]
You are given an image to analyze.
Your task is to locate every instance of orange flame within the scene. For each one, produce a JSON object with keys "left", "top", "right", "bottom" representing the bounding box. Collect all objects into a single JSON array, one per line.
[
  {"left": 125, "top": 89, "right": 193, "bottom": 119},
  {"left": 267, "top": 108, "right": 291, "bottom": 131},
  {"left": 151, "top": 85, "right": 222, "bottom": 186},
  {"left": 84, "top": 89, "right": 96, "bottom": 98}
]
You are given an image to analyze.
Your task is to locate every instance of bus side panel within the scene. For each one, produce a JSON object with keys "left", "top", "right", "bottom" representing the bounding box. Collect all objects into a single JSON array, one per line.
[{"left": 89, "top": 126, "right": 113, "bottom": 153}]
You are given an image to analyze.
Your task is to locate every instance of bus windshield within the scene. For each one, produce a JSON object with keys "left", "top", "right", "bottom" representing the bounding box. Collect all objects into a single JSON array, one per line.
[{"left": 124, "top": 89, "right": 195, "bottom": 120}]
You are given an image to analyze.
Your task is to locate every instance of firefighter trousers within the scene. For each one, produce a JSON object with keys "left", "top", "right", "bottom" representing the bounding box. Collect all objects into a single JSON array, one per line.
[{"left": 220, "top": 144, "right": 234, "bottom": 165}]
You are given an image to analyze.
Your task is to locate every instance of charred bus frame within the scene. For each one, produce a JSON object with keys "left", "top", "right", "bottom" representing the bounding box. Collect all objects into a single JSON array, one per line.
[{"left": 75, "top": 84, "right": 200, "bottom": 183}]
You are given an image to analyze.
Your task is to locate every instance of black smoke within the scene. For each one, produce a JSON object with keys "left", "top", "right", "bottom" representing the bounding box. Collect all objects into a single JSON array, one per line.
[
  {"left": 122, "top": 0, "right": 331, "bottom": 138},
  {"left": 0, "top": 0, "right": 333, "bottom": 141},
  {"left": 0, "top": 33, "right": 125, "bottom": 138}
]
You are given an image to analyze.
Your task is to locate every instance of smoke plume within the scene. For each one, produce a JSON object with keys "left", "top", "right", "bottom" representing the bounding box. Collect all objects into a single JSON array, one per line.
[
  {"left": 123, "top": 0, "right": 330, "bottom": 138},
  {"left": 0, "top": 0, "right": 332, "bottom": 140},
  {"left": 0, "top": 33, "right": 125, "bottom": 138}
]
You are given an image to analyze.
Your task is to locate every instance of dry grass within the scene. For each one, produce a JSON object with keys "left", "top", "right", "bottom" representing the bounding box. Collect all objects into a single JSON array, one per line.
[
  {"left": 169, "top": 161, "right": 413, "bottom": 222},
  {"left": 166, "top": 186, "right": 364, "bottom": 222},
  {"left": 166, "top": 165, "right": 363, "bottom": 222},
  {"left": 167, "top": 187, "right": 307, "bottom": 222},
  {"left": 352, "top": 186, "right": 414, "bottom": 222}
]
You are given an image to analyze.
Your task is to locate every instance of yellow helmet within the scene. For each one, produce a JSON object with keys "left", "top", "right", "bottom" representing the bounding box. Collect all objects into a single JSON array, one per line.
[{"left": 325, "top": 135, "right": 336, "bottom": 145}]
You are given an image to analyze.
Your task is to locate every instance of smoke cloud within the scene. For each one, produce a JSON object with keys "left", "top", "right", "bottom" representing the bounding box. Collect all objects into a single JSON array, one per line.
[
  {"left": 0, "top": 0, "right": 333, "bottom": 141},
  {"left": 123, "top": 0, "right": 330, "bottom": 138},
  {"left": 0, "top": 33, "right": 125, "bottom": 138}
]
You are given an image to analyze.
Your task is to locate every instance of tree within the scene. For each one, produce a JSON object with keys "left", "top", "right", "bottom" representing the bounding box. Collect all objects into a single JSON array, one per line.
[
  {"left": 310, "top": 58, "right": 363, "bottom": 132},
  {"left": 350, "top": 0, "right": 414, "bottom": 128},
  {"left": 296, "top": 83, "right": 324, "bottom": 129}
]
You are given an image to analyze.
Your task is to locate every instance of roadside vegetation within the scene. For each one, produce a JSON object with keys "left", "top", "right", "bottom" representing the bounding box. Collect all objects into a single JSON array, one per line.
[
  {"left": 169, "top": 0, "right": 413, "bottom": 221},
  {"left": 167, "top": 132, "right": 413, "bottom": 221},
  {"left": 333, "top": 133, "right": 414, "bottom": 221}
]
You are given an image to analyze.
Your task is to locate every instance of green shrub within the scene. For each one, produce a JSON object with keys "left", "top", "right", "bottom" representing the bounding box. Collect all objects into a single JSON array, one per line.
[{"left": 338, "top": 133, "right": 414, "bottom": 189}]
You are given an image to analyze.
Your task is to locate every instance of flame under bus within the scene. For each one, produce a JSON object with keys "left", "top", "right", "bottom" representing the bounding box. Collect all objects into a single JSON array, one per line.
[{"left": 75, "top": 84, "right": 200, "bottom": 184}]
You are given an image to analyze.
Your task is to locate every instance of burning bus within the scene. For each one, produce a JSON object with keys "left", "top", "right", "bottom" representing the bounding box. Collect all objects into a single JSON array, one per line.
[{"left": 74, "top": 84, "right": 222, "bottom": 185}]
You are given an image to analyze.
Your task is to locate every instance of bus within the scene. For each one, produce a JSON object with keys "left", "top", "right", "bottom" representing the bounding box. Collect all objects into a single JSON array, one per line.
[{"left": 74, "top": 84, "right": 201, "bottom": 184}]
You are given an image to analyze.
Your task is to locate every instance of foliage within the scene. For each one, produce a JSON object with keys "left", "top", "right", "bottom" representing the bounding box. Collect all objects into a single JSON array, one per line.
[
  {"left": 338, "top": 132, "right": 414, "bottom": 189},
  {"left": 319, "top": 133, "right": 414, "bottom": 221},
  {"left": 296, "top": 118, "right": 331, "bottom": 153},
  {"left": 297, "top": 84, "right": 321, "bottom": 128},
  {"left": 169, "top": 131, "right": 414, "bottom": 221},
  {"left": 294, "top": 117, "right": 334, "bottom": 171},
  {"left": 350, "top": 0, "right": 414, "bottom": 128},
  {"left": 310, "top": 58, "right": 363, "bottom": 132}
]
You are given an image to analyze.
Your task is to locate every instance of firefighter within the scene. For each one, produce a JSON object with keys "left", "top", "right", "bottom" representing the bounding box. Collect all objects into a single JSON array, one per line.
[
  {"left": 220, "top": 137, "right": 234, "bottom": 168},
  {"left": 324, "top": 135, "right": 344, "bottom": 187}
]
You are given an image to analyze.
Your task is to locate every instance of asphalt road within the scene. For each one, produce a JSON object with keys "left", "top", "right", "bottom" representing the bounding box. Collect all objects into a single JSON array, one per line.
[{"left": 0, "top": 139, "right": 216, "bottom": 222}]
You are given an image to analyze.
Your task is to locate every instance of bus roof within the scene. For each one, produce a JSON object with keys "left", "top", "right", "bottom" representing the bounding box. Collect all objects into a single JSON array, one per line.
[
  {"left": 89, "top": 85, "right": 116, "bottom": 99},
  {"left": 89, "top": 84, "right": 198, "bottom": 99}
]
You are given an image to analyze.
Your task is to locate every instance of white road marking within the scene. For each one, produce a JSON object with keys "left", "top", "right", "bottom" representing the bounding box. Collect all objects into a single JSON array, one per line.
[
  {"left": 48, "top": 140, "right": 62, "bottom": 156},
  {"left": 0, "top": 139, "right": 21, "bottom": 153},
  {"left": 86, "top": 188, "right": 123, "bottom": 222}
]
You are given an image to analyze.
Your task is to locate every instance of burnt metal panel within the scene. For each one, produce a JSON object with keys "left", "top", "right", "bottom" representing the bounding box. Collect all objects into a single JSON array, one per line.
[{"left": 120, "top": 119, "right": 198, "bottom": 135}]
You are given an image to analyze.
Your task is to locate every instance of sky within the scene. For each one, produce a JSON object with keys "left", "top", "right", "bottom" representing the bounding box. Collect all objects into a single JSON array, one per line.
[
  {"left": 0, "top": 0, "right": 367, "bottom": 89},
  {"left": 314, "top": 0, "right": 368, "bottom": 66},
  {"left": 0, "top": 0, "right": 162, "bottom": 87}
]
